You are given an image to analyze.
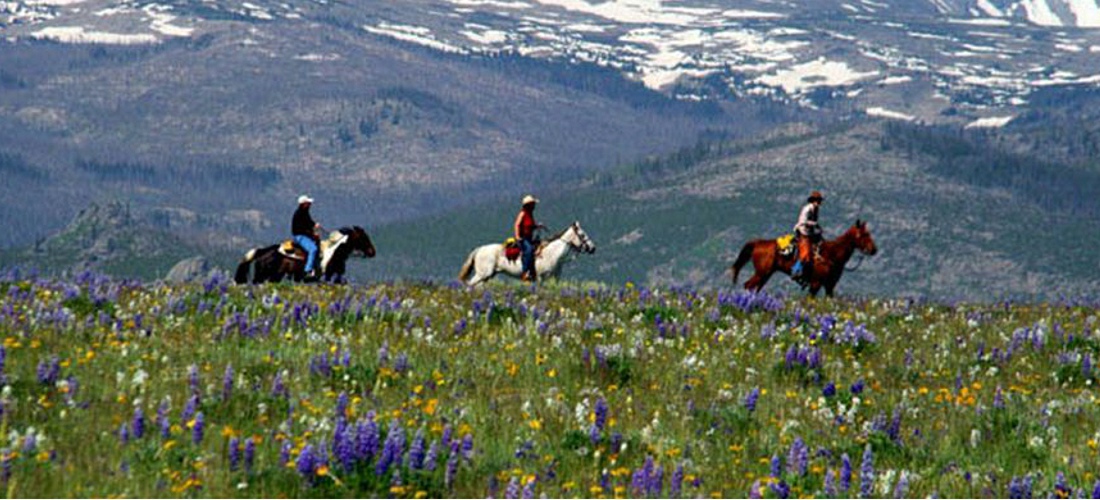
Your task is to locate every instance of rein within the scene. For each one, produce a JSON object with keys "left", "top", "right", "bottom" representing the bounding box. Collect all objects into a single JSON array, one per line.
[{"left": 845, "top": 254, "right": 866, "bottom": 272}]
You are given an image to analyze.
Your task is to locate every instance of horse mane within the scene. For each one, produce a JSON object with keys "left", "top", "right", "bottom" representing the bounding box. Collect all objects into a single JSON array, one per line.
[{"left": 546, "top": 224, "right": 574, "bottom": 242}]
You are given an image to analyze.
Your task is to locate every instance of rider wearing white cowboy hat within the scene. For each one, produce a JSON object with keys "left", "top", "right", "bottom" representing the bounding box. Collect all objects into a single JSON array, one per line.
[
  {"left": 292, "top": 194, "right": 322, "bottom": 281},
  {"left": 514, "top": 194, "right": 546, "bottom": 282}
]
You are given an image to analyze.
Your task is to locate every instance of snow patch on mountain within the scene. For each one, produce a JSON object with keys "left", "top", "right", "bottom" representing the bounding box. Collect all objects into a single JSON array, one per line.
[
  {"left": 756, "top": 58, "right": 879, "bottom": 95},
  {"left": 965, "top": 115, "right": 1015, "bottom": 127},
  {"left": 1065, "top": 0, "right": 1100, "bottom": 26},
  {"left": 866, "top": 107, "right": 916, "bottom": 120},
  {"left": 31, "top": 25, "right": 157, "bottom": 43}
]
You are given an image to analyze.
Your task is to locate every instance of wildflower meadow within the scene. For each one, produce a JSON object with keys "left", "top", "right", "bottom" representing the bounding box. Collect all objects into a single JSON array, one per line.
[{"left": 1, "top": 269, "right": 1099, "bottom": 498}]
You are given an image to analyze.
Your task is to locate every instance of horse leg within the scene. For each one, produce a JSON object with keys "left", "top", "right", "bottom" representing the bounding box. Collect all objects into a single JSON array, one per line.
[{"left": 744, "top": 272, "right": 772, "bottom": 292}]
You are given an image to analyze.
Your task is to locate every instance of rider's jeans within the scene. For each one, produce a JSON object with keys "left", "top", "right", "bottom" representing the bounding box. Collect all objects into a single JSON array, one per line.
[
  {"left": 294, "top": 235, "right": 318, "bottom": 272},
  {"left": 521, "top": 238, "right": 535, "bottom": 275}
]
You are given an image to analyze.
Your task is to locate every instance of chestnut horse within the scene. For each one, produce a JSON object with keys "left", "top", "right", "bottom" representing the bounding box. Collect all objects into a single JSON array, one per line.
[{"left": 731, "top": 220, "right": 877, "bottom": 297}]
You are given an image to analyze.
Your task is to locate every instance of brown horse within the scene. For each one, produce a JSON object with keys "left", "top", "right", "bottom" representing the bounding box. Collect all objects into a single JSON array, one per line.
[{"left": 731, "top": 220, "right": 877, "bottom": 297}]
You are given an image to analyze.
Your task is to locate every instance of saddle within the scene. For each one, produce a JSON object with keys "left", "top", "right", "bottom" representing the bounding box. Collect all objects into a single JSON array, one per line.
[
  {"left": 776, "top": 234, "right": 795, "bottom": 257},
  {"left": 278, "top": 240, "right": 306, "bottom": 260}
]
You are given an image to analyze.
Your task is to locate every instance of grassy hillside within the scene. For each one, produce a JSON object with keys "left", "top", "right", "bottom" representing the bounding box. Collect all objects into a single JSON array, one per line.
[{"left": 2, "top": 276, "right": 1099, "bottom": 497}]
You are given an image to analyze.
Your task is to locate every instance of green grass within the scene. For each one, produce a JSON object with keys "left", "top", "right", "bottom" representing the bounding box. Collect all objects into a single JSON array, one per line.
[{"left": 0, "top": 275, "right": 1098, "bottom": 498}]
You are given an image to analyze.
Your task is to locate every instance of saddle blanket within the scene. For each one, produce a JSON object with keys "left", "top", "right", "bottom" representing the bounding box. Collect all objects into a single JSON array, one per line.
[{"left": 503, "top": 237, "right": 521, "bottom": 261}]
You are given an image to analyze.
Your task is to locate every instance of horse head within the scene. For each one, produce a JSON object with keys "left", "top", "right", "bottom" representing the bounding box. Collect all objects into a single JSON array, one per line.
[
  {"left": 567, "top": 221, "right": 597, "bottom": 254},
  {"left": 350, "top": 226, "right": 377, "bottom": 258},
  {"left": 851, "top": 219, "right": 877, "bottom": 256}
]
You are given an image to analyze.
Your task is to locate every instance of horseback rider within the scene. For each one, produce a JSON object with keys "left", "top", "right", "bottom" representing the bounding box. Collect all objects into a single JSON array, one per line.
[
  {"left": 792, "top": 190, "right": 824, "bottom": 282},
  {"left": 292, "top": 195, "right": 322, "bottom": 281},
  {"left": 514, "top": 195, "right": 545, "bottom": 282}
]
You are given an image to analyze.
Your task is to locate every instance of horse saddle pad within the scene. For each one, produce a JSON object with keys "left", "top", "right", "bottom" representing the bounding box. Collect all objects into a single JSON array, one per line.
[
  {"left": 777, "top": 234, "right": 796, "bottom": 256},
  {"left": 278, "top": 240, "right": 306, "bottom": 260},
  {"left": 503, "top": 237, "right": 521, "bottom": 261}
]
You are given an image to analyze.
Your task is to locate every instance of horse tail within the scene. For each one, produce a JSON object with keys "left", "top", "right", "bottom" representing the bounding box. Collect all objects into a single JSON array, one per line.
[
  {"left": 731, "top": 242, "right": 755, "bottom": 285},
  {"left": 234, "top": 248, "right": 259, "bottom": 284},
  {"left": 458, "top": 249, "right": 477, "bottom": 282}
]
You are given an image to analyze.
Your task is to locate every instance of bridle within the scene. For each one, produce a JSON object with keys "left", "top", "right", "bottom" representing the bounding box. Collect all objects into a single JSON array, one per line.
[
  {"left": 566, "top": 223, "right": 596, "bottom": 254},
  {"left": 845, "top": 227, "right": 874, "bottom": 272}
]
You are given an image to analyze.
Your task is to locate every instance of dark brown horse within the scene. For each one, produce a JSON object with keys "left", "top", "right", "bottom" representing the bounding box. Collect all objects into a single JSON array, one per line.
[
  {"left": 234, "top": 226, "right": 376, "bottom": 284},
  {"left": 731, "top": 220, "right": 877, "bottom": 297}
]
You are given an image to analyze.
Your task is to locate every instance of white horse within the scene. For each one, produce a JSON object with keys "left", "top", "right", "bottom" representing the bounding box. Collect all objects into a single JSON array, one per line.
[{"left": 458, "top": 221, "right": 596, "bottom": 286}]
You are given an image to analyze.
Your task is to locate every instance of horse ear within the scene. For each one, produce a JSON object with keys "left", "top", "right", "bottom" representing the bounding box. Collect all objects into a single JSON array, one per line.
[{"left": 856, "top": 219, "right": 863, "bottom": 228}]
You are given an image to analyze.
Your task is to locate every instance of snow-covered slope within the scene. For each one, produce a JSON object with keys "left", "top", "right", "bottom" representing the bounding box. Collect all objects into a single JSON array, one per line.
[{"left": 4, "top": 0, "right": 1100, "bottom": 122}]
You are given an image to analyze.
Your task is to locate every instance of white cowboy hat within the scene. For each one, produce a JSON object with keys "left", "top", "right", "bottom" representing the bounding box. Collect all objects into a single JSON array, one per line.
[
  {"left": 297, "top": 195, "right": 314, "bottom": 205},
  {"left": 522, "top": 195, "right": 539, "bottom": 205}
]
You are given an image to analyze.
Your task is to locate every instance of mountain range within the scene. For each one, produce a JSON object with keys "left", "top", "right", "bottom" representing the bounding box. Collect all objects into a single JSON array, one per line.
[{"left": 1, "top": 0, "right": 1099, "bottom": 298}]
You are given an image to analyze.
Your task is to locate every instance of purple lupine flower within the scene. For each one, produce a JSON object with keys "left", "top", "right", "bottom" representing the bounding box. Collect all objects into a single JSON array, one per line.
[
  {"left": 1008, "top": 477, "right": 1024, "bottom": 498},
  {"left": 192, "top": 412, "right": 205, "bottom": 445},
  {"left": 333, "top": 421, "right": 355, "bottom": 472},
  {"left": 851, "top": 379, "right": 865, "bottom": 395},
  {"left": 893, "top": 471, "right": 909, "bottom": 498},
  {"left": 1055, "top": 472, "right": 1070, "bottom": 499},
  {"left": 118, "top": 423, "right": 130, "bottom": 445},
  {"left": 505, "top": 477, "right": 520, "bottom": 499},
  {"left": 424, "top": 440, "right": 439, "bottom": 471},
  {"left": 445, "top": 445, "right": 459, "bottom": 489},
  {"left": 589, "top": 424, "right": 601, "bottom": 445},
  {"left": 280, "top": 440, "right": 292, "bottom": 467},
  {"left": 461, "top": 434, "right": 474, "bottom": 461},
  {"left": 671, "top": 463, "right": 684, "bottom": 498},
  {"left": 770, "top": 455, "right": 782, "bottom": 478},
  {"left": 158, "top": 401, "right": 170, "bottom": 439},
  {"left": 441, "top": 424, "right": 454, "bottom": 449},
  {"left": 610, "top": 431, "right": 624, "bottom": 454},
  {"left": 376, "top": 419, "right": 403, "bottom": 476},
  {"left": 823, "top": 382, "right": 837, "bottom": 398},
  {"left": 859, "top": 446, "right": 874, "bottom": 498},
  {"left": 787, "top": 437, "right": 808, "bottom": 476},
  {"left": 297, "top": 443, "right": 317, "bottom": 479},
  {"left": 182, "top": 394, "right": 198, "bottom": 423},
  {"left": 222, "top": 364, "right": 234, "bottom": 402},
  {"left": 770, "top": 479, "right": 790, "bottom": 499},
  {"left": 356, "top": 414, "right": 379, "bottom": 463},
  {"left": 749, "top": 480, "right": 763, "bottom": 499},
  {"left": 631, "top": 467, "right": 647, "bottom": 496},
  {"left": 228, "top": 437, "right": 241, "bottom": 471},
  {"left": 599, "top": 470, "right": 612, "bottom": 494},
  {"left": 649, "top": 464, "right": 664, "bottom": 496},
  {"left": 1084, "top": 353, "right": 1093, "bottom": 378},
  {"left": 244, "top": 438, "right": 255, "bottom": 474},
  {"left": 594, "top": 397, "right": 609, "bottom": 430},
  {"left": 840, "top": 453, "right": 852, "bottom": 492},
  {"left": 408, "top": 428, "right": 426, "bottom": 470},
  {"left": 994, "top": 385, "right": 1006, "bottom": 409},
  {"left": 132, "top": 407, "right": 145, "bottom": 440},
  {"left": 522, "top": 478, "right": 536, "bottom": 499},
  {"left": 335, "top": 391, "right": 349, "bottom": 419},
  {"left": 824, "top": 468, "right": 837, "bottom": 496},
  {"left": 394, "top": 353, "right": 409, "bottom": 373},
  {"left": 271, "top": 370, "right": 286, "bottom": 398},
  {"left": 188, "top": 364, "right": 200, "bottom": 396},
  {"left": 887, "top": 409, "right": 903, "bottom": 443},
  {"left": 744, "top": 387, "right": 761, "bottom": 413},
  {"left": 377, "top": 342, "right": 389, "bottom": 366}
]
